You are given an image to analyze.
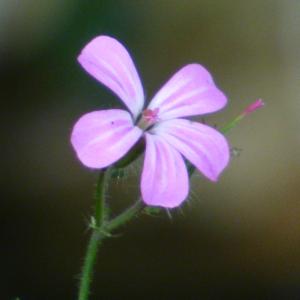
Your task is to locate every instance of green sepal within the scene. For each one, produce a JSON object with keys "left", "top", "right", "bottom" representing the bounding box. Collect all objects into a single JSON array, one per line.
[
  {"left": 144, "top": 206, "right": 162, "bottom": 216},
  {"left": 110, "top": 168, "right": 125, "bottom": 179}
]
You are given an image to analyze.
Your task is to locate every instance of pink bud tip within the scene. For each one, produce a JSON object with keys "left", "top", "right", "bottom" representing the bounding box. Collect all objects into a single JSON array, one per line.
[{"left": 243, "top": 99, "right": 264, "bottom": 115}]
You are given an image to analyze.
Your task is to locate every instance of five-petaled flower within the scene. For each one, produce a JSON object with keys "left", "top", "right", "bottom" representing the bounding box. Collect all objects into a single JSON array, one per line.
[{"left": 71, "top": 36, "right": 230, "bottom": 208}]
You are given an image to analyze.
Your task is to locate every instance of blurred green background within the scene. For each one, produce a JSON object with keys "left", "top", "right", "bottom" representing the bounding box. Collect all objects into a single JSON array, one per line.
[{"left": 1, "top": 1, "right": 300, "bottom": 299}]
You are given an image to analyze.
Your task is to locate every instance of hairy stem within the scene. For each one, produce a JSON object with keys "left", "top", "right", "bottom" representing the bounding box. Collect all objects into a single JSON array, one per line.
[
  {"left": 78, "top": 230, "right": 105, "bottom": 300},
  {"left": 78, "top": 170, "right": 144, "bottom": 300},
  {"left": 105, "top": 200, "right": 144, "bottom": 232},
  {"left": 78, "top": 170, "right": 108, "bottom": 300}
]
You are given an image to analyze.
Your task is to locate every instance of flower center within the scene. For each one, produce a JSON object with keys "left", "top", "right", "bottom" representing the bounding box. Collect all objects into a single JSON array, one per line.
[{"left": 137, "top": 108, "right": 159, "bottom": 130}]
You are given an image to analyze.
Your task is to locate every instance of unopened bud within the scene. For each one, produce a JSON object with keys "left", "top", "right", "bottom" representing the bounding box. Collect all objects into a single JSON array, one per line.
[
  {"left": 242, "top": 99, "right": 264, "bottom": 116},
  {"left": 221, "top": 99, "right": 264, "bottom": 134}
]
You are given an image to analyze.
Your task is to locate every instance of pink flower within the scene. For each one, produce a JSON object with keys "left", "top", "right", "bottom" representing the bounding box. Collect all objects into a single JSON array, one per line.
[{"left": 71, "top": 36, "right": 230, "bottom": 208}]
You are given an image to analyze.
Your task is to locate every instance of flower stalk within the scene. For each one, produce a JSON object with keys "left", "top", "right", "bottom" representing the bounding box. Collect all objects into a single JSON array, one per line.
[
  {"left": 78, "top": 170, "right": 108, "bottom": 300},
  {"left": 78, "top": 229, "right": 105, "bottom": 300},
  {"left": 78, "top": 170, "right": 144, "bottom": 300}
]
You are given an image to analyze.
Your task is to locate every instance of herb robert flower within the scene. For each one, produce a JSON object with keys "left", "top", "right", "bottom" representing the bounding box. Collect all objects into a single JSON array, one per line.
[{"left": 71, "top": 36, "right": 230, "bottom": 208}]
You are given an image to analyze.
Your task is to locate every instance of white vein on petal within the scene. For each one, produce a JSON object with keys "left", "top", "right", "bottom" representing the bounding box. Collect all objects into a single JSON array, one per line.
[
  {"left": 83, "top": 124, "right": 132, "bottom": 148},
  {"left": 148, "top": 78, "right": 190, "bottom": 109},
  {"left": 110, "top": 126, "right": 142, "bottom": 151},
  {"left": 114, "top": 54, "right": 144, "bottom": 102},
  {"left": 159, "top": 87, "right": 207, "bottom": 113},
  {"left": 80, "top": 54, "right": 127, "bottom": 101}
]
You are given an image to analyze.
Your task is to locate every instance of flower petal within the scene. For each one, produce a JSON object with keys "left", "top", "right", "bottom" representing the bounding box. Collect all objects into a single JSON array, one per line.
[
  {"left": 71, "top": 109, "right": 142, "bottom": 168},
  {"left": 147, "top": 64, "right": 227, "bottom": 120},
  {"left": 141, "top": 133, "right": 189, "bottom": 208},
  {"left": 78, "top": 36, "right": 144, "bottom": 119},
  {"left": 152, "top": 119, "right": 229, "bottom": 181}
]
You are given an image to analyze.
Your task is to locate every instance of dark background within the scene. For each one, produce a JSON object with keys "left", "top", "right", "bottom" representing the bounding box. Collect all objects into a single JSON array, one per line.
[{"left": 1, "top": 1, "right": 300, "bottom": 299}]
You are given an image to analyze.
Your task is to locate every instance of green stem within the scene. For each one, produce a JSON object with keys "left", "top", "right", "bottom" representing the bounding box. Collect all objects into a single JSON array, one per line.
[
  {"left": 220, "top": 115, "right": 243, "bottom": 134},
  {"left": 105, "top": 200, "right": 144, "bottom": 232},
  {"left": 94, "top": 171, "right": 106, "bottom": 227},
  {"left": 78, "top": 171, "right": 108, "bottom": 300},
  {"left": 78, "top": 171, "right": 144, "bottom": 300},
  {"left": 78, "top": 230, "right": 105, "bottom": 300}
]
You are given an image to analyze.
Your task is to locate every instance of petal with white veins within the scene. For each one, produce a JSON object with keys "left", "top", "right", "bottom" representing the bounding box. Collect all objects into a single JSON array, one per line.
[
  {"left": 141, "top": 133, "right": 189, "bottom": 208},
  {"left": 152, "top": 119, "right": 230, "bottom": 181},
  {"left": 78, "top": 36, "right": 144, "bottom": 119},
  {"left": 148, "top": 64, "right": 227, "bottom": 120},
  {"left": 71, "top": 109, "right": 143, "bottom": 168}
]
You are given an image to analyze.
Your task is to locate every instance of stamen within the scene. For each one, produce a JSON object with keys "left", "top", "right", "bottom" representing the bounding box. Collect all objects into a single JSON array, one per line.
[{"left": 137, "top": 108, "right": 159, "bottom": 130}]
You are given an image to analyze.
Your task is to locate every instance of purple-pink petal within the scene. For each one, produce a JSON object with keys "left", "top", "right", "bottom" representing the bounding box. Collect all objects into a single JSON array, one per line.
[
  {"left": 141, "top": 133, "right": 189, "bottom": 208},
  {"left": 147, "top": 64, "right": 227, "bottom": 120},
  {"left": 71, "top": 109, "right": 142, "bottom": 168},
  {"left": 78, "top": 36, "right": 144, "bottom": 119},
  {"left": 151, "top": 119, "right": 230, "bottom": 181}
]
